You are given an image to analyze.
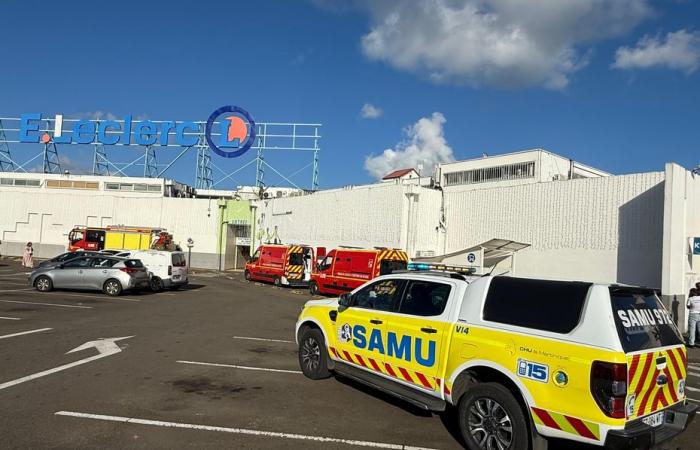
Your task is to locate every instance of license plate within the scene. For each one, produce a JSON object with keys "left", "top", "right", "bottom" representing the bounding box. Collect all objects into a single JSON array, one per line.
[
  {"left": 642, "top": 411, "right": 664, "bottom": 428},
  {"left": 173, "top": 275, "right": 180, "bottom": 280}
]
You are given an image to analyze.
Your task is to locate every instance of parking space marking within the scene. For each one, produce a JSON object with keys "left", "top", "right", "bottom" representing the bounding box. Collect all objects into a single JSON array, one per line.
[
  {"left": 0, "top": 299, "right": 93, "bottom": 309},
  {"left": 177, "top": 360, "right": 302, "bottom": 374},
  {"left": 0, "top": 327, "right": 52, "bottom": 340},
  {"left": 0, "top": 288, "right": 34, "bottom": 293},
  {"left": 0, "top": 316, "right": 20, "bottom": 320},
  {"left": 0, "top": 273, "right": 29, "bottom": 278},
  {"left": 38, "top": 292, "right": 141, "bottom": 302},
  {"left": 54, "top": 411, "right": 437, "bottom": 449},
  {"left": 232, "top": 336, "right": 294, "bottom": 344},
  {"left": 685, "top": 385, "right": 700, "bottom": 393},
  {"left": 688, "top": 370, "right": 700, "bottom": 378}
]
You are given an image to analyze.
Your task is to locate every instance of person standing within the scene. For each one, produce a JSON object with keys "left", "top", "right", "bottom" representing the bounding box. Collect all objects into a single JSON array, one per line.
[
  {"left": 22, "top": 242, "right": 34, "bottom": 269},
  {"left": 687, "top": 288, "right": 700, "bottom": 348}
]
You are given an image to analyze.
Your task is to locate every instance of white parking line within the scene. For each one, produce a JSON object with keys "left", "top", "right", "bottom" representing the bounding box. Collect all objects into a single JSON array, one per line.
[
  {"left": 685, "top": 385, "right": 700, "bottom": 393},
  {"left": 0, "top": 273, "right": 29, "bottom": 278},
  {"left": 0, "top": 299, "right": 92, "bottom": 309},
  {"left": 0, "top": 328, "right": 52, "bottom": 340},
  {"left": 177, "top": 360, "right": 302, "bottom": 374},
  {"left": 0, "top": 316, "right": 20, "bottom": 320},
  {"left": 0, "top": 288, "right": 34, "bottom": 293},
  {"left": 54, "top": 411, "right": 437, "bottom": 449},
  {"left": 232, "top": 336, "right": 294, "bottom": 344},
  {"left": 688, "top": 398, "right": 700, "bottom": 403},
  {"left": 687, "top": 370, "right": 700, "bottom": 378}
]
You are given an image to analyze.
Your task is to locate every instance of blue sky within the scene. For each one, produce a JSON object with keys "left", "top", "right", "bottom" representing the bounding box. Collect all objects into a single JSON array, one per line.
[{"left": 1, "top": 0, "right": 699, "bottom": 189}]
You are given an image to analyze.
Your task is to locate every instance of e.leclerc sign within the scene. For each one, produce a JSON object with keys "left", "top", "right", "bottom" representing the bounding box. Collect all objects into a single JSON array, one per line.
[{"left": 17, "top": 106, "right": 256, "bottom": 159}]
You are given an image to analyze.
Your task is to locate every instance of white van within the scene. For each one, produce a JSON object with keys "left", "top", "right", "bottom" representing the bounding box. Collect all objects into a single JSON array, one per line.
[{"left": 124, "top": 250, "right": 188, "bottom": 292}]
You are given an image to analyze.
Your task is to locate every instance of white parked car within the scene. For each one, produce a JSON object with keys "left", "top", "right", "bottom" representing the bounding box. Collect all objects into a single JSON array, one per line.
[{"left": 119, "top": 250, "right": 188, "bottom": 292}]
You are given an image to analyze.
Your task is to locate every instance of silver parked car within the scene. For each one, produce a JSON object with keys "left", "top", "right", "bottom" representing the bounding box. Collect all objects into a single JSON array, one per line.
[{"left": 29, "top": 255, "right": 150, "bottom": 296}]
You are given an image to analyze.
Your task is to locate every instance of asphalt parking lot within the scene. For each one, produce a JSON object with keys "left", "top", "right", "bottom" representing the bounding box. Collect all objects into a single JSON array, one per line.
[{"left": 0, "top": 257, "right": 698, "bottom": 450}]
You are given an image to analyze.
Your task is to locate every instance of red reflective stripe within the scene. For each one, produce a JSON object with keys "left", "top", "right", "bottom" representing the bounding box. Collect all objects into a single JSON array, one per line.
[
  {"left": 354, "top": 354, "right": 368, "bottom": 367},
  {"left": 329, "top": 347, "right": 339, "bottom": 358},
  {"left": 564, "top": 416, "right": 597, "bottom": 441},
  {"left": 398, "top": 367, "right": 414, "bottom": 383},
  {"left": 342, "top": 350, "right": 353, "bottom": 362},
  {"left": 368, "top": 358, "right": 382, "bottom": 373},
  {"left": 638, "top": 368, "right": 660, "bottom": 415},
  {"left": 628, "top": 355, "right": 641, "bottom": 383},
  {"left": 635, "top": 354, "right": 654, "bottom": 395},
  {"left": 384, "top": 363, "right": 397, "bottom": 377},
  {"left": 664, "top": 368, "right": 679, "bottom": 403},
  {"left": 532, "top": 408, "right": 560, "bottom": 430},
  {"left": 443, "top": 383, "right": 451, "bottom": 395},
  {"left": 415, "top": 372, "right": 432, "bottom": 389},
  {"left": 667, "top": 349, "right": 683, "bottom": 381}
]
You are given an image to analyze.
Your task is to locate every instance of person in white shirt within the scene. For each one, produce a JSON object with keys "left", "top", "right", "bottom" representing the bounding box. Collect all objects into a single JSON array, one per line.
[{"left": 687, "top": 288, "right": 700, "bottom": 347}]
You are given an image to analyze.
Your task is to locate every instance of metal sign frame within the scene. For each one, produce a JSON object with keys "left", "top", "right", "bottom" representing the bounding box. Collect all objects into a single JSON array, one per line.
[{"left": 0, "top": 115, "right": 321, "bottom": 190}]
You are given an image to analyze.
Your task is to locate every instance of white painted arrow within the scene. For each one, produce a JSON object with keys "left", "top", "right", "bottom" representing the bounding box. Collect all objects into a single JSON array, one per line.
[{"left": 0, "top": 336, "right": 134, "bottom": 391}]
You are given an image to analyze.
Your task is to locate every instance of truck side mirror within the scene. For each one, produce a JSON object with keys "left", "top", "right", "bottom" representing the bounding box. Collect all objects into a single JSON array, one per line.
[{"left": 338, "top": 293, "right": 351, "bottom": 308}]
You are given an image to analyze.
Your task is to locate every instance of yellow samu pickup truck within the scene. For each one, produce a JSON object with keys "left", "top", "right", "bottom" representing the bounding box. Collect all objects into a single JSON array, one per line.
[{"left": 295, "top": 269, "right": 696, "bottom": 450}]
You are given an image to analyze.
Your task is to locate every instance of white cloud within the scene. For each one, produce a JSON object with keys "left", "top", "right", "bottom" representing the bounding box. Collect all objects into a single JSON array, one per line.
[
  {"left": 360, "top": 103, "right": 383, "bottom": 119},
  {"left": 364, "top": 112, "right": 455, "bottom": 180},
  {"left": 358, "top": 0, "right": 652, "bottom": 89},
  {"left": 613, "top": 29, "right": 700, "bottom": 73}
]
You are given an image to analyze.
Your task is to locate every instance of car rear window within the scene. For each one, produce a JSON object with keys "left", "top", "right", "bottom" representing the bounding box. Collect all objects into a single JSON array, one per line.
[
  {"left": 380, "top": 259, "right": 408, "bottom": 275},
  {"left": 288, "top": 252, "right": 304, "bottom": 266},
  {"left": 610, "top": 287, "right": 683, "bottom": 352},
  {"left": 483, "top": 277, "right": 591, "bottom": 334},
  {"left": 172, "top": 253, "right": 186, "bottom": 267},
  {"left": 124, "top": 259, "right": 144, "bottom": 268}
]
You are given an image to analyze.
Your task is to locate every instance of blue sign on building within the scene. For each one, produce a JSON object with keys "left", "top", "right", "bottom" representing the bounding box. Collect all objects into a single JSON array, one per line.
[
  {"left": 17, "top": 106, "right": 256, "bottom": 159},
  {"left": 694, "top": 237, "right": 700, "bottom": 255}
]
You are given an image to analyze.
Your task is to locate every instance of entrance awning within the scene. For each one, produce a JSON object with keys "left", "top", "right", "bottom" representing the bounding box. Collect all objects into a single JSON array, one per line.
[{"left": 413, "top": 238, "right": 530, "bottom": 275}]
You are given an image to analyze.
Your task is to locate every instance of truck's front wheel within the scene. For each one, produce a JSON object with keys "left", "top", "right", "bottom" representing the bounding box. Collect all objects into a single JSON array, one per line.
[
  {"left": 298, "top": 327, "right": 330, "bottom": 380},
  {"left": 458, "top": 383, "right": 529, "bottom": 450}
]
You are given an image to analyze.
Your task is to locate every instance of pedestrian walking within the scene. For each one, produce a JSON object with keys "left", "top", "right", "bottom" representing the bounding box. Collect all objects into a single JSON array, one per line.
[
  {"left": 687, "top": 288, "right": 700, "bottom": 347},
  {"left": 22, "top": 242, "right": 34, "bottom": 269}
]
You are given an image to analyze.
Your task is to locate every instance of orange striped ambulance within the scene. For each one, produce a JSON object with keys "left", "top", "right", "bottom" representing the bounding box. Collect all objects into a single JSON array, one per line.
[
  {"left": 295, "top": 268, "right": 696, "bottom": 450},
  {"left": 309, "top": 247, "right": 409, "bottom": 296}
]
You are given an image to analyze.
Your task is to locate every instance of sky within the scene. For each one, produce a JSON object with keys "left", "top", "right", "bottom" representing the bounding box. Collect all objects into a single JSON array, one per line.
[{"left": 0, "top": 0, "right": 699, "bottom": 190}]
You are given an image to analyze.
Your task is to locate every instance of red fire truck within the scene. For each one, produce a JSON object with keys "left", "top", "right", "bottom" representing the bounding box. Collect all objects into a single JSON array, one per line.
[
  {"left": 309, "top": 247, "right": 409, "bottom": 296},
  {"left": 68, "top": 226, "right": 177, "bottom": 251},
  {"left": 244, "top": 244, "right": 324, "bottom": 287}
]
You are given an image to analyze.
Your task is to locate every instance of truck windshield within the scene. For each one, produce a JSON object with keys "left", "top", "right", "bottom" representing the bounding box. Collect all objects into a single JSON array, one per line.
[{"left": 610, "top": 287, "right": 683, "bottom": 353}]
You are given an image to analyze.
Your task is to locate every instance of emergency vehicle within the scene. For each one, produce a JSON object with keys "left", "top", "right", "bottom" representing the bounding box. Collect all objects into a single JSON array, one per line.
[
  {"left": 245, "top": 244, "right": 322, "bottom": 287},
  {"left": 309, "top": 247, "right": 409, "bottom": 296},
  {"left": 295, "top": 265, "right": 696, "bottom": 450},
  {"left": 68, "top": 226, "right": 177, "bottom": 252}
]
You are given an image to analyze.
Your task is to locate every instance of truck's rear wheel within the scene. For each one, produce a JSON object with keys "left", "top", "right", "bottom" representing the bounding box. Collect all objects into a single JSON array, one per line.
[
  {"left": 458, "top": 383, "right": 529, "bottom": 450},
  {"left": 309, "top": 281, "right": 320, "bottom": 295},
  {"left": 273, "top": 276, "right": 282, "bottom": 287},
  {"left": 298, "top": 328, "right": 330, "bottom": 380},
  {"left": 244, "top": 270, "right": 251, "bottom": 281}
]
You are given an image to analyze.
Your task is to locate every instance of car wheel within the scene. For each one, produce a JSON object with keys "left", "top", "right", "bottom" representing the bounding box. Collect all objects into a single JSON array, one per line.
[
  {"left": 150, "top": 277, "right": 164, "bottom": 292},
  {"left": 458, "top": 382, "right": 529, "bottom": 450},
  {"left": 298, "top": 327, "right": 331, "bottom": 380},
  {"left": 34, "top": 275, "right": 53, "bottom": 292},
  {"left": 103, "top": 279, "right": 123, "bottom": 297},
  {"left": 273, "top": 276, "right": 282, "bottom": 287},
  {"left": 244, "top": 270, "right": 251, "bottom": 281},
  {"left": 309, "top": 281, "right": 320, "bottom": 295}
]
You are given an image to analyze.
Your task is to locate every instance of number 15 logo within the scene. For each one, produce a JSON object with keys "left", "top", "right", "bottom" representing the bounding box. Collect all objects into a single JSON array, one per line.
[{"left": 517, "top": 359, "right": 549, "bottom": 383}]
